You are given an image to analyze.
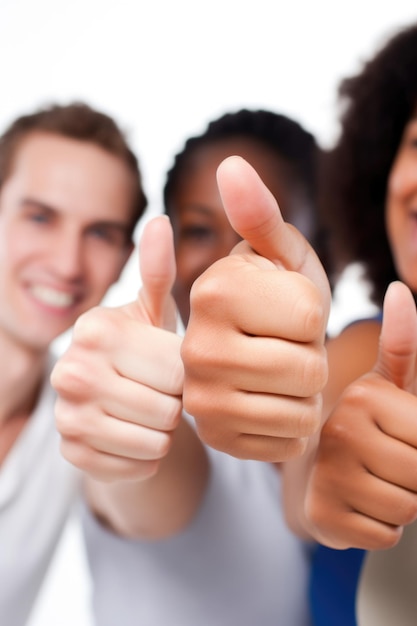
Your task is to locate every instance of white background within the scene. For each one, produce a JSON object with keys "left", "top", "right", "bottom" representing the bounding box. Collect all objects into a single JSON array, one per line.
[{"left": 1, "top": 1, "right": 416, "bottom": 624}]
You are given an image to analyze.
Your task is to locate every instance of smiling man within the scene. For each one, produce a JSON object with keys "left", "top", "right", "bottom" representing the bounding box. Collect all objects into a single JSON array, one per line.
[{"left": 0, "top": 102, "right": 147, "bottom": 626}]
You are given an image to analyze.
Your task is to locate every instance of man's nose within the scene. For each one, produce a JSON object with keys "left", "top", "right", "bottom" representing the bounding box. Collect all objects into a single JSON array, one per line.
[{"left": 50, "top": 231, "right": 85, "bottom": 280}]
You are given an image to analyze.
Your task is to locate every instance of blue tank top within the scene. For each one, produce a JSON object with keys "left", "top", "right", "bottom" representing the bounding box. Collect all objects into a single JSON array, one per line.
[
  {"left": 309, "top": 311, "right": 382, "bottom": 626},
  {"left": 309, "top": 545, "right": 366, "bottom": 625}
]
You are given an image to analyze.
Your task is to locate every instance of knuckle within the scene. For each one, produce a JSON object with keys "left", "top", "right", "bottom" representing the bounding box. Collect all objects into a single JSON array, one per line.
[
  {"left": 297, "top": 395, "right": 323, "bottom": 437},
  {"left": 60, "top": 440, "right": 91, "bottom": 471},
  {"left": 72, "top": 307, "right": 116, "bottom": 350},
  {"left": 180, "top": 333, "right": 198, "bottom": 370},
  {"left": 181, "top": 336, "right": 220, "bottom": 381},
  {"left": 182, "top": 381, "right": 203, "bottom": 416},
  {"left": 168, "top": 355, "right": 184, "bottom": 396},
  {"left": 297, "top": 283, "right": 326, "bottom": 340},
  {"left": 302, "top": 347, "right": 328, "bottom": 396},
  {"left": 373, "top": 527, "right": 403, "bottom": 550},
  {"left": 194, "top": 420, "right": 229, "bottom": 452},
  {"left": 188, "top": 274, "right": 214, "bottom": 314},
  {"left": 55, "top": 401, "right": 83, "bottom": 439},
  {"left": 160, "top": 398, "right": 182, "bottom": 431},
  {"left": 51, "top": 357, "right": 96, "bottom": 400},
  {"left": 321, "top": 415, "right": 351, "bottom": 446},
  {"left": 105, "top": 460, "right": 160, "bottom": 483},
  {"left": 305, "top": 506, "right": 355, "bottom": 550},
  {"left": 278, "top": 436, "right": 308, "bottom": 461},
  {"left": 133, "top": 460, "right": 160, "bottom": 481},
  {"left": 341, "top": 379, "right": 372, "bottom": 408},
  {"left": 305, "top": 496, "right": 327, "bottom": 530},
  {"left": 153, "top": 432, "right": 173, "bottom": 459},
  {"left": 190, "top": 268, "right": 225, "bottom": 307},
  {"left": 396, "top": 498, "right": 417, "bottom": 526},
  {"left": 189, "top": 264, "right": 237, "bottom": 321},
  {"left": 116, "top": 461, "right": 161, "bottom": 487}
]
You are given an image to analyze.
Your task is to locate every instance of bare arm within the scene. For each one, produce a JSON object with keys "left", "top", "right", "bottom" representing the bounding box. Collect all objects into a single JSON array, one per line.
[{"left": 84, "top": 417, "right": 208, "bottom": 538}]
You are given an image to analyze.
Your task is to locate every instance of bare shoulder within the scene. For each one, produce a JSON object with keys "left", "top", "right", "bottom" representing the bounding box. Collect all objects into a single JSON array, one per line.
[
  {"left": 324, "top": 318, "right": 381, "bottom": 416},
  {"left": 328, "top": 318, "right": 381, "bottom": 356}
]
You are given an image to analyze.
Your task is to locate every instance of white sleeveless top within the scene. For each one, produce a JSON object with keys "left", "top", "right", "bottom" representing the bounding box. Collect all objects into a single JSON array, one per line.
[{"left": 83, "top": 432, "right": 313, "bottom": 626}]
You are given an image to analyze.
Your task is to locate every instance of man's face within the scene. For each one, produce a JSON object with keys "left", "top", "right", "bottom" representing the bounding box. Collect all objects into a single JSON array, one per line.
[{"left": 0, "top": 132, "right": 135, "bottom": 351}]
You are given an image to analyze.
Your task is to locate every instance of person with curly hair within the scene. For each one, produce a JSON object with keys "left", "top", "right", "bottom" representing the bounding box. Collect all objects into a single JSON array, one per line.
[
  {"left": 176, "top": 21, "right": 417, "bottom": 626},
  {"left": 164, "top": 107, "right": 332, "bottom": 326},
  {"left": 53, "top": 108, "right": 329, "bottom": 626},
  {"left": 303, "top": 21, "right": 417, "bottom": 626}
]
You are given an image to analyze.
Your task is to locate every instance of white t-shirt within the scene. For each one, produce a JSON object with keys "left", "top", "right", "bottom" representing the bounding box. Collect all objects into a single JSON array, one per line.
[
  {"left": 83, "top": 442, "right": 313, "bottom": 626},
  {"left": 0, "top": 356, "right": 81, "bottom": 626}
]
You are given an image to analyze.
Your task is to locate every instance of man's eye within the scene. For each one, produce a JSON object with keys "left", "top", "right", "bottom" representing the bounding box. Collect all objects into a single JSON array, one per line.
[
  {"left": 90, "top": 227, "right": 110, "bottom": 240},
  {"left": 88, "top": 227, "right": 126, "bottom": 246},
  {"left": 28, "top": 212, "right": 49, "bottom": 223}
]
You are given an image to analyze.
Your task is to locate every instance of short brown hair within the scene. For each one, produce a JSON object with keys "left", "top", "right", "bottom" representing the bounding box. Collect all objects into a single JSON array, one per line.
[{"left": 0, "top": 101, "right": 147, "bottom": 237}]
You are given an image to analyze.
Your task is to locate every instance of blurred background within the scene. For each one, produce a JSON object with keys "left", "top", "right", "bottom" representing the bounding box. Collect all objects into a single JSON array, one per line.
[{"left": 1, "top": 1, "right": 415, "bottom": 624}]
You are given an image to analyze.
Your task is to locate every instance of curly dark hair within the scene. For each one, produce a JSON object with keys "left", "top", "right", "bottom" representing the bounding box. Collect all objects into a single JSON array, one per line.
[
  {"left": 0, "top": 102, "right": 147, "bottom": 237},
  {"left": 321, "top": 22, "right": 417, "bottom": 306},
  {"left": 163, "top": 108, "right": 332, "bottom": 278}
]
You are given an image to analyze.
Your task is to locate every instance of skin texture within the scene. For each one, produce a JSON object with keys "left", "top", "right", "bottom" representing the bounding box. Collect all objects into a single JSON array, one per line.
[
  {"left": 176, "top": 107, "right": 417, "bottom": 552},
  {"left": 181, "top": 156, "right": 330, "bottom": 461},
  {"left": 55, "top": 129, "right": 417, "bottom": 545},
  {"left": 170, "top": 137, "right": 314, "bottom": 326},
  {"left": 0, "top": 132, "right": 134, "bottom": 352},
  {"left": 305, "top": 282, "right": 417, "bottom": 549},
  {"left": 53, "top": 108, "right": 417, "bottom": 548},
  {"left": 52, "top": 216, "right": 209, "bottom": 538},
  {"left": 386, "top": 114, "right": 417, "bottom": 294},
  {"left": 282, "top": 318, "right": 382, "bottom": 540},
  {"left": 297, "top": 112, "right": 417, "bottom": 549},
  {"left": 177, "top": 116, "right": 417, "bottom": 552},
  {"left": 0, "top": 132, "right": 135, "bottom": 462},
  {"left": 53, "top": 134, "right": 325, "bottom": 536}
]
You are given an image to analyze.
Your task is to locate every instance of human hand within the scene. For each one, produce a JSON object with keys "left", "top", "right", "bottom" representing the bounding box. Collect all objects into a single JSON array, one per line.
[
  {"left": 305, "top": 281, "right": 417, "bottom": 549},
  {"left": 181, "top": 156, "right": 331, "bottom": 462},
  {"left": 51, "top": 216, "right": 183, "bottom": 482}
]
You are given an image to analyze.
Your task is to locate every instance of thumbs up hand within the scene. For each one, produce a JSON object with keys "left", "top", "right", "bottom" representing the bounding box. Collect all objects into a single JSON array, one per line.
[
  {"left": 373, "top": 281, "right": 417, "bottom": 391},
  {"left": 181, "top": 157, "right": 331, "bottom": 462},
  {"left": 305, "top": 281, "right": 417, "bottom": 549},
  {"left": 51, "top": 216, "right": 183, "bottom": 483}
]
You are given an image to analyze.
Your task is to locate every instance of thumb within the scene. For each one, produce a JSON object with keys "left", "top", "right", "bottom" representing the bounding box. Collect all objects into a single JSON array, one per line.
[
  {"left": 138, "top": 215, "right": 178, "bottom": 331},
  {"left": 216, "top": 156, "right": 330, "bottom": 308},
  {"left": 374, "top": 281, "right": 417, "bottom": 391}
]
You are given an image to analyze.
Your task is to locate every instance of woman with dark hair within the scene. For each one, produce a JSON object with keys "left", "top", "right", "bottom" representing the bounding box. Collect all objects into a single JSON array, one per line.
[
  {"left": 321, "top": 22, "right": 417, "bottom": 304},
  {"left": 297, "top": 21, "right": 417, "bottom": 626},
  {"left": 164, "top": 108, "right": 332, "bottom": 325}
]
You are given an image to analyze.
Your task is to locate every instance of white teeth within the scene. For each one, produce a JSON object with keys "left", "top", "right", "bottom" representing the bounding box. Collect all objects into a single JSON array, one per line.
[{"left": 31, "top": 285, "right": 75, "bottom": 308}]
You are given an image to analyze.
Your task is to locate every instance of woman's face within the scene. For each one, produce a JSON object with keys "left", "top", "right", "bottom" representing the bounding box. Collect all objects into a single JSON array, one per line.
[
  {"left": 168, "top": 138, "right": 312, "bottom": 326},
  {"left": 386, "top": 113, "right": 417, "bottom": 293}
]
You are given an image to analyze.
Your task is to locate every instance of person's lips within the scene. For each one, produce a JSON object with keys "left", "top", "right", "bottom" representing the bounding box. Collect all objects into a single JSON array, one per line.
[{"left": 29, "top": 284, "right": 77, "bottom": 309}]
